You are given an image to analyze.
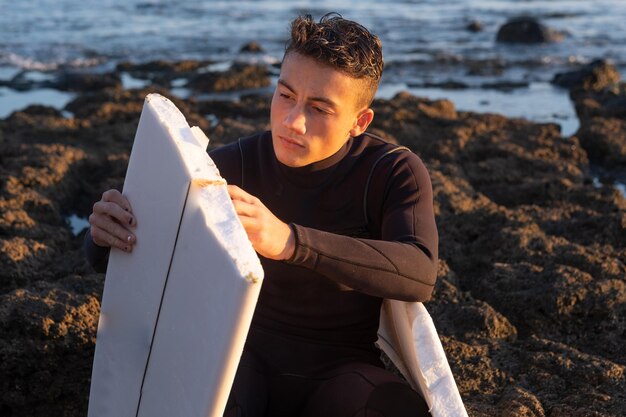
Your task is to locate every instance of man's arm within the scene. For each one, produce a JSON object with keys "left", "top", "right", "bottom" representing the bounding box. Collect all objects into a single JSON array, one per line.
[
  {"left": 285, "top": 152, "right": 438, "bottom": 302},
  {"left": 228, "top": 151, "right": 438, "bottom": 302}
]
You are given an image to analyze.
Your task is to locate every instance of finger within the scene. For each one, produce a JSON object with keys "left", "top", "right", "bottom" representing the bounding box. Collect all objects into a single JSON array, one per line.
[
  {"left": 230, "top": 198, "right": 259, "bottom": 219},
  {"left": 90, "top": 225, "right": 134, "bottom": 252},
  {"left": 93, "top": 201, "right": 136, "bottom": 227},
  {"left": 89, "top": 213, "right": 136, "bottom": 247},
  {"left": 102, "top": 189, "right": 133, "bottom": 213},
  {"left": 227, "top": 185, "right": 258, "bottom": 204}
]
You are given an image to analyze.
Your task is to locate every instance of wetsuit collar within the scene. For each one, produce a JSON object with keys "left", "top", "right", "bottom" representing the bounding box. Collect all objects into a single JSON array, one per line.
[{"left": 272, "top": 135, "right": 353, "bottom": 188}]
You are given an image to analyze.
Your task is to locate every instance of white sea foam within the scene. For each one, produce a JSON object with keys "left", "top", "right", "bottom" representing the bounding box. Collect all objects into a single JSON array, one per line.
[{"left": 0, "top": 52, "right": 103, "bottom": 72}]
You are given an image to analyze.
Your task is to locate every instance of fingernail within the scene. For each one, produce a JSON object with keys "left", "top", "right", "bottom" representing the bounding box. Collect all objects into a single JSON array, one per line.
[{"left": 127, "top": 235, "right": 132, "bottom": 242}]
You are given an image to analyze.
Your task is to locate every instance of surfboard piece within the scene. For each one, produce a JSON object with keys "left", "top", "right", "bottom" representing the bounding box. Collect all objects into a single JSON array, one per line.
[
  {"left": 87, "top": 93, "right": 264, "bottom": 417},
  {"left": 377, "top": 301, "right": 468, "bottom": 417}
]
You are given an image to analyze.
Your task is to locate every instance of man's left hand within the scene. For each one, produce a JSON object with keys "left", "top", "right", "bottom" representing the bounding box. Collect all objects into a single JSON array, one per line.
[{"left": 228, "top": 185, "right": 295, "bottom": 261}]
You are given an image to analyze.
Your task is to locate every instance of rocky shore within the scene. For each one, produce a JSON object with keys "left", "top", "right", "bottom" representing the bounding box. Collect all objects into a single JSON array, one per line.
[{"left": 0, "top": 58, "right": 624, "bottom": 416}]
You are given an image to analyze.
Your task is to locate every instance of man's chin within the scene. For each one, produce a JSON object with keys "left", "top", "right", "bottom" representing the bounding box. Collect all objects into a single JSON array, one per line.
[{"left": 272, "top": 138, "right": 308, "bottom": 167}]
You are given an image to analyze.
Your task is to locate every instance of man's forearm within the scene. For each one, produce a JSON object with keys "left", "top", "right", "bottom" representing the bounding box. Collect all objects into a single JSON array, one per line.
[{"left": 285, "top": 224, "right": 437, "bottom": 302}]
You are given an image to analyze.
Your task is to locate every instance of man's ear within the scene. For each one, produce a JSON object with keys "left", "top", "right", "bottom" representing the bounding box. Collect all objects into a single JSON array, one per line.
[{"left": 350, "top": 108, "right": 374, "bottom": 137}]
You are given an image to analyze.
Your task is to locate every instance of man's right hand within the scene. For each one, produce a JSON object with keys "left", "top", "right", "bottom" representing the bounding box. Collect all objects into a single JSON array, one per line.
[{"left": 89, "top": 189, "right": 137, "bottom": 252}]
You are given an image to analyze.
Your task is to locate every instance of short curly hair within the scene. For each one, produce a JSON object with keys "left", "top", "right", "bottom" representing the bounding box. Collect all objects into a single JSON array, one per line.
[{"left": 284, "top": 13, "right": 384, "bottom": 108}]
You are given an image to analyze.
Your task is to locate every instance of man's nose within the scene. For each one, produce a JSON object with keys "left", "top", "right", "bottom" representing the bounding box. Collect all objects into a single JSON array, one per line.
[{"left": 283, "top": 105, "right": 306, "bottom": 135}]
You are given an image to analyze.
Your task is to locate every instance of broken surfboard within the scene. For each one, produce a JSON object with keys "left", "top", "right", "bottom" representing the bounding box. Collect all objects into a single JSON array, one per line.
[{"left": 87, "top": 93, "right": 264, "bottom": 417}]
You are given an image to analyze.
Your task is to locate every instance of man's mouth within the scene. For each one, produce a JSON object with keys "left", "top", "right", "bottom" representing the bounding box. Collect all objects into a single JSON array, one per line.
[{"left": 279, "top": 136, "right": 305, "bottom": 148}]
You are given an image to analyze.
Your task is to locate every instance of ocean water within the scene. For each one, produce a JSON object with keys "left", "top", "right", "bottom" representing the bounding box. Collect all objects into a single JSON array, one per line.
[{"left": 1, "top": 0, "right": 626, "bottom": 133}]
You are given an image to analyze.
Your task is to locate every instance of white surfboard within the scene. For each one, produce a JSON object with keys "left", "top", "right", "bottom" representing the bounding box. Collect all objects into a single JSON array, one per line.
[{"left": 87, "top": 93, "right": 264, "bottom": 417}]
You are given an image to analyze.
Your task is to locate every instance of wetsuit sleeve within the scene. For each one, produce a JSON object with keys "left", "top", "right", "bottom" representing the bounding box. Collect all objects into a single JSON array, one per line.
[
  {"left": 285, "top": 152, "right": 438, "bottom": 302},
  {"left": 83, "top": 228, "right": 110, "bottom": 273}
]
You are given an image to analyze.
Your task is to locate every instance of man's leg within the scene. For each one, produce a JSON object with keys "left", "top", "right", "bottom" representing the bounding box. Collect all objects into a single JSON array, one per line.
[
  {"left": 300, "top": 362, "right": 431, "bottom": 417},
  {"left": 223, "top": 349, "right": 269, "bottom": 417}
]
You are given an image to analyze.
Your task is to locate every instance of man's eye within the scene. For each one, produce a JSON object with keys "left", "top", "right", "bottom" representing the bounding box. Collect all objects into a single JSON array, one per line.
[
  {"left": 279, "top": 93, "right": 293, "bottom": 100},
  {"left": 314, "top": 107, "right": 330, "bottom": 115}
]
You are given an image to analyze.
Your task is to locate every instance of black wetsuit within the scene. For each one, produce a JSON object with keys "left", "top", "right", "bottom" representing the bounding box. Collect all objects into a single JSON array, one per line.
[{"left": 84, "top": 131, "right": 438, "bottom": 417}]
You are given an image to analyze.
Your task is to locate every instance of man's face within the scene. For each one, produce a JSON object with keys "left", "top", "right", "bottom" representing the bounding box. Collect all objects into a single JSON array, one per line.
[{"left": 270, "top": 52, "right": 372, "bottom": 167}]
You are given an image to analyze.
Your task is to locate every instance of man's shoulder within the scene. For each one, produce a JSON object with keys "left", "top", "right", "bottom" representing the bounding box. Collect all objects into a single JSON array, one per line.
[
  {"left": 356, "top": 132, "right": 430, "bottom": 188},
  {"left": 357, "top": 132, "right": 421, "bottom": 168}
]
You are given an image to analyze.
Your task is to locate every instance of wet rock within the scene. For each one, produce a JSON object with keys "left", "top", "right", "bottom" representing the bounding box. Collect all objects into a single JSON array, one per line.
[
  {"left": 207, "top": 117, "right": 266, "bottom": 147},
  {"left": 10, "top": 104, "right": 63, "bottom": 118},
  {"left": 239, "top": 41, "right": 264, "bottom": 53},
  {"left": 116, "top": 59, "right": 213, "bottom": 87},
  {"left": 116, "top": 59, "right": 212, "bottom": 74},
  {"left": 50, "top": 71, "right": 122, "bottom": 92},
  {"left": 575, "top": 117, "right": 626, "bottom": 167},
  {"left": 466, "top": 20, "right": 484, "bottom": 33},
  {"left": 196, "top": 93, "right": 271, "bottom": 121},
  {"left": 568, "top": 80, "right": 626, "bottom": 168},
  {"left": 409, "top": 80, "right": 469, "bottom": 89},
  {"left": 2, "top": 71, "right": 44, "bottom": 92},
  {"left": 496, "top": 17, "right": 565, "bottom": 44},
  {"left": 572, "top": 87, "right": 626, "bottom": 120},
  {"left": 186, "top": 63, "right": 271, "bottom": 92},
  {"left": 552, "top": 59, "right": 621, "bottom": 92},
  {"left": 466, "top": 58, "right": 506, "bottom": 76}
]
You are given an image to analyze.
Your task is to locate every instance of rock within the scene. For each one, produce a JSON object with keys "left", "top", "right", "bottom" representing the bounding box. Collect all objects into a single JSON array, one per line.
[
  {"left": 50, "top": 71, "right": 122, "bottom": 92},
  {"left": 116, "top": 59, "right": 213, "bottom": 87},
  {"left": 566, "top": 72, "right": 626, "bottom": 167},
  {"left": 1, "top": 88, "right": 626, "bottom": 416},
  {"left": 196, "top": 93, "right": 271, "bottom": 121},
  {"left": 409, "top": 80, "right": 469, "bottom": 89},
  {"left": 0, "top": 275, "right": 102, "bottom": 416},
  {"left": 571, "top": 87, "right": 626, "bottom": 120},
  {"left": 517, "top": 336, "right": 625, "bottom": 414},
  {"left": 11, "top": 104, "right": 63, "bottom": 118},
  {"left": 552, "top": 59, "right": 621, "bottom": 92},
  {"left": 239, "top": 41, "right": 264, "bottom": 53},
  {"left": 575, "top": 117, "right": 626, "bottom": 167},
  {"left": 187, "top": 63, "right": 271, "bottom": 92},
  {"left": 494, "top": 386, "right": 546, "bottom": 417},
  {"left": 496, "top": 17, "right": 565, "bottom": 44},
  {"left": 466, "top": 20, "right": 484, "bottom": 32},
  {"left": 116, "top": 59, "right": 211, "bottom": 74}
]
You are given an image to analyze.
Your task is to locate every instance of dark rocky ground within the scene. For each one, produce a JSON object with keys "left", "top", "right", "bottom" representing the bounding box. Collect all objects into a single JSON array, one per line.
[{"left": 0, "top": 60, "right": 624, "bottom": 416}]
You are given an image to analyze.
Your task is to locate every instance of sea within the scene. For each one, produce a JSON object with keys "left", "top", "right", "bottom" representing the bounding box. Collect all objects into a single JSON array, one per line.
[
  {"left": 2, "top": 0, "right": 626, "bottom": 127},
  {"left": 1, "top": 0, "right": 625, "bottom": 216}
]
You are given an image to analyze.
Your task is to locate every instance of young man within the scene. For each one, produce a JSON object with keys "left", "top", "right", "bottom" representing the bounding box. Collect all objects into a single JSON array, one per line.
[{"left": 85, "top": 14, "right": 437, "bottom": 417}]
